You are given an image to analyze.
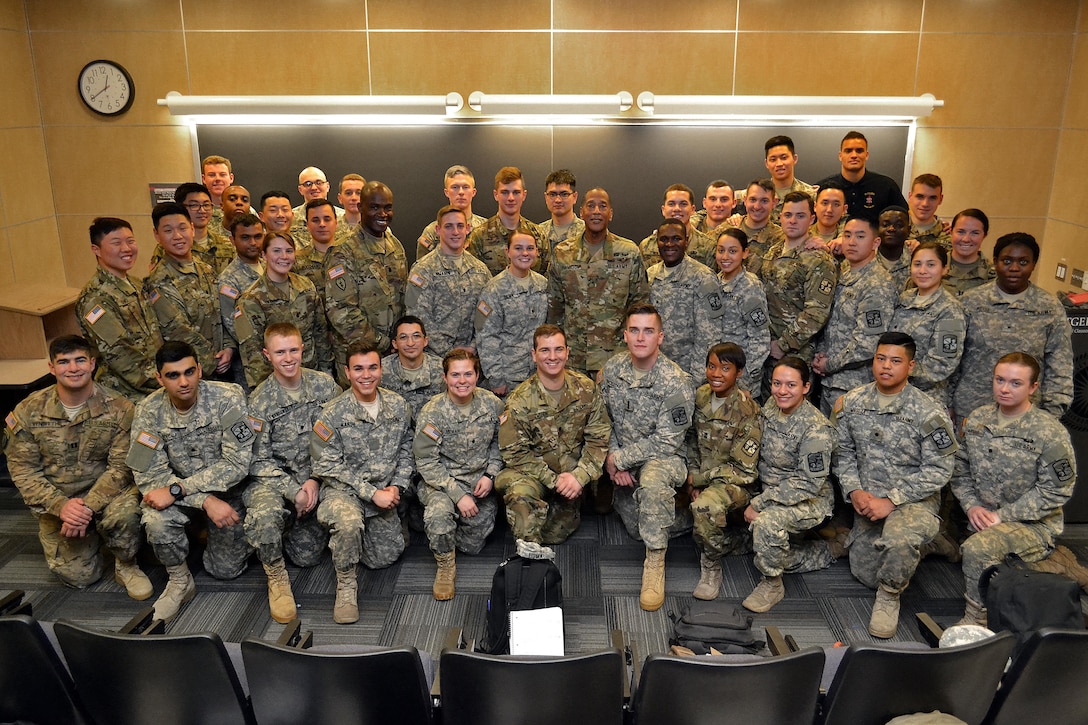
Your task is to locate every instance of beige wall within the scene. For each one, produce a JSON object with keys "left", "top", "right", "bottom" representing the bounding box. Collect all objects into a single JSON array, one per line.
[{"left": 5, "top": 0, "right": 1085, "bottom": 292}]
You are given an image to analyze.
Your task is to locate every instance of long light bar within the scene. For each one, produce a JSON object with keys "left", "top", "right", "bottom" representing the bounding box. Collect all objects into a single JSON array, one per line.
[
  {"left": 636, "top": 92, "right": 943, "bottom": 121},
  {"left": 157, "top": 91, "right": 463, "bottom": 124}
]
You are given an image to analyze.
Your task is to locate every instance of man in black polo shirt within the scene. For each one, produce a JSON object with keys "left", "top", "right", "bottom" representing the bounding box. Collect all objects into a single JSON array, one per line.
[{"left": 818, "top": 131, "right": 907, "bottom": 222}]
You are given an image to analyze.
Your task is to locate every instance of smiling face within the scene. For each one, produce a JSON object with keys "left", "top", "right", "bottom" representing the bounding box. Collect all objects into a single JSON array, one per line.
[
  {"left": 298, "top": 169, "right": 329, "bottom": 202},
  {"left": 657, "top": 222, "right": 688, "bottom": 267},
  {"left": 153, "top": 213, "right": 195, "bottom": 262},
  {"left": 703, "top": 185, "right": 734, "bottom": 227},
  {"left": 765, "top": 145, "right": 797, "bottom": 184},
  {"left": 532, "top": 332, "right": 569, "bottom": 383},
  {"left": 908, "top": 183, "right": 943, "bottom": 225},
  {"left": 362, "top": 187, "right": 394, "bottom": 237},
  {"left": 744, "top": 184, "right": 774, "bottom": 226},
  {"left": 156, "top": 357, "right": 201, "bottom": 411},
  {"left": 259, "top": 196, "right": 294, "bottom": 234},
  {"left": 715, "top": 233, "right": 748, "bottom": 280},
  {"left": 951, "top": 215, "right": 986, "bottom": 263},
  {"left": 392, "top": 322, "right": 427, "bottom": 366},
  {"left": 49, "top": 348, "right": 95, "bottom": 396},
  {"left": 180, "top": 190, "right": 213, "bottom": 232},
  {"left": 347, "top": 350, "right": 382, "bottom": 403},
  {"left": 910, "top": 247, "right": 946, "bottom": 295},
  {"left": 705, "top": 353, "right": 740, "bottom": 398},
  {"left": 263, "top": 332, "right": 304, "bottom": 386},
  {"left": 93, "top": 226, "right": 139, "bottom": 276},
  {"left": 661, "top": 190, "right": 694, "bottom": 226},
  {"left": 580, "top": 190, "right": 613, "bottom": 235},
  {"left": 507, "top": 231, "right": 538, "bottom": 276},
  {"left": 202, "top": 163, "right": 233, "bottom": 201},
  {"left": 437, "top": 210, "right": 468, "bottom": 255},
  {"left": 815, "top": 188, "right": 846, "bottom": 230},
  {"left": 263, "top": 235, "right": 295, "bottom": 283},
  {"left": 770, "top": 364, "right": 810, "bottom": 415},
  {"left": 444, "top": 358, "right": 479, "bottom": 405}
]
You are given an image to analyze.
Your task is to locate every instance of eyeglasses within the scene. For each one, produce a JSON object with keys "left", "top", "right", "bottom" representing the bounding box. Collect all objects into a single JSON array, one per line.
[
  {"left": 184, "top": 202, "right": 214, "bottom": 211},
  {"left": 396, "top": 332, "right": 424, "bottom": 341},
  {"left": 300, "top": 180, "right": 328, "bottom": 189},
  {"left": 546, "top": 191, "right": 573, "bottom": 199}
]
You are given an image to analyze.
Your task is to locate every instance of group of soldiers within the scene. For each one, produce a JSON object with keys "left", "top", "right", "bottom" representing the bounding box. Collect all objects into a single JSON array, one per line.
[{"left": 3, "top": 130, "right": 1079, "bottom": 640}]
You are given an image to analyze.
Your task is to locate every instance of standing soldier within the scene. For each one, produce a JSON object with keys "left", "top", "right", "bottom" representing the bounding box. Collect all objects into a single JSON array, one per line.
[
  {"left": 217, "top": 212, "right": 266, "bottom": 389},
  {"left": 711, "top": 228, "right": 770, "bottom": 396},
  {"left": 151, "top": 182, "right": 234, "bottom": 274},
  {"left": 416, "top": 165, "right": 488, "bottom": 259},
  {"left": 245, "top": 323, "right": 340, "bottom": 623},
  {"left": 537, "top": 169, "right": 585, "bottom": 247},
  {"left": 5, "top": 335, "right": 151, "bottom": 599},
  {"left": 466, "top": 166, "right": 548, "bottom": 276}
]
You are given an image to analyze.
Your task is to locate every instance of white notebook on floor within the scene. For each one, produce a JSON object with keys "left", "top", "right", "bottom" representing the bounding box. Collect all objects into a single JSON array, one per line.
[{"left": 509, "top": 606, "right": 564, "bottom": 656}]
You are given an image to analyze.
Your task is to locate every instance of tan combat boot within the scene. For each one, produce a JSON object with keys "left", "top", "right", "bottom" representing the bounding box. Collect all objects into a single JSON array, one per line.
[
  {"left": 433, "top": 551, "right": 456, "bottom": 601},
  {"left": 639, "top": 549, "right": 666, "bottom": 611},
  {"left": 869, "top": 584, "right": 901, "bottom": 638},
  {"left": 114, "top": 558, "right": 153, "bottom": 601},
  {"left": 152, "top": 562, "right": 196, "bottom": 622},
  {"left": 742, "top": 575, "right": 784, "bottom": 613},
  {"left": 919, "top": 531, "right": 961, "bottom": 563},
  {"left": 954, "top": 595, "right": 988, "bottom": 628},
  {"left": 333, "top": 566, "right": 359, "bottom": 624},
  {"left": 263, "top": 559, "right": 297, "bottom": 624},
  {"left": 692, "top": 553, "right": 722, "bottom": 601}
]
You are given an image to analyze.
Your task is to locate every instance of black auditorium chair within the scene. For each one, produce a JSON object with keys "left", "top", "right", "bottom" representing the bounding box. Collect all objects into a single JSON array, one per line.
[
  {"left": 632, "top": 647, "right": 825, "bottom": 725},
  {"left": 439, "top": 648, "right": 626, "bottom": 725},
  {"left": 54, "top": 619, "right": 255, "bottom": 725},
  {"left": 818, "top": 631, "right": 1016, "bottom": 725},
  {"left": 984, "top": 627, "right": 1088, "bottom": 725},
  {"left": 0, "top": 613, "right": 92, "bottom": 725}
]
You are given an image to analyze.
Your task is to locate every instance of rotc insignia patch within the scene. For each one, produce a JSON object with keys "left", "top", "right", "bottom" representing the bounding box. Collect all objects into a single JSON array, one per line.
[
  {"left": 85, "top": 305, "right": 105, "bottom": 324},
  {"left": 477, "top": 300, "right": 492, "bottom": 317},
  {"left": 807, "top": 451, "right": 825, "bottom": 473},
  {"left": 819, "top": 279, "right": 833, "bottom": 296},
  {"left": 4, "top": 411, "right": 18, "bottom": 430},
  {"left": 220, "top": 284, "right": 239, "bottom": 300},
  {"left": 864, "top": 310, "right": 883, "bottom": 329},
  {"left": 930, "top": 427, "right": 954, "bottom": 450},
  {"left": 248, "top": 416, "right": 264, "bottom": 432},
  {"left": 1053, "top": 458, "right": 1075, "bottom": 482},
  {"left": 742, "top": 438, "right": 758, "bottom": 457},
  {"left": 941, "top": 334, "right": 958, "bottom": 354},
  {"left": 707, "top": 292, "right": 722, "bottom": 311},
  {"left": 313, "top": 420, "right": 333, "bottom": 441},
  {"left": 230, "top": 420, "right": 255, "bottom": 443},
  {"left": 136, "top": 431, "right": 160, "bottom": 449},
  {"left": 670, "top": 407, "right": 689, "bottom": 427},
  {"left": 749, "top": 308, "right": 768, "bottom": 326},
  {"left": 409, "top": 273, "right": 425, "bottom": 288},
  {"left": 422, "top": 423, "right": 442, "bottom": 441},
  {"left": 148, "top": 289, "right": 160, "bottom": 305},
  {"left": 328, "top": 265, "right": 346, "bottom": 280}
]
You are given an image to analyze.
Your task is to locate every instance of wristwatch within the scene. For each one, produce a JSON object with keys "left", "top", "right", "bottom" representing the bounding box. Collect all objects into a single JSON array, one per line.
[{"left": 169, "top": 483, "right": 185, "bottom": 499}]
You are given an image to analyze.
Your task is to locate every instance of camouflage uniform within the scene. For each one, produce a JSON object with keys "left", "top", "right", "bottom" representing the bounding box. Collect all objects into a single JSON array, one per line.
[
  {"left": 293, "top": 241, "right": 340, "bottom": 310},
  {"left": 890, "top": 287, "right": 966, "bottom": 407},
  {"left": 639, "top": 227, "right": 717, "bottom": 270},
  {"left": 816, "top": 259, "right": 897, "bottom": 414},
  {"left": 5, "top": 384, "right": 141, "bottom": 586},
  {"left": 217, "top": 257, "right": 264, "bottom": 349},
  {"left": 714, "top": 270, "right": 770, "bottom": 395},
  {"left": 908, "top": 220, "right": 951, "bottom": 251},
  {"left": 245, "top": 369, "right": 341, "bottom": 567},
  {"left": 474, "top": 269, "right": 548, "bottom": 392},
  {"left": 943, "top": 257, "right": 995, "bottom": 297},
  {"left": 599, "top": 351, "right": 695, "bottom": 549},
  {"left": 547, "top": 231, "right": 650, "bottom": 375},
  {"left": 953, "top": 282, "right": 1073, "bottom": 419},
  {"left": 417, "top": 212, "right": 487, "bottom": 261},
  {"left": 688, "top": 385, "right": 762, "bottom": 559},
  {"left": 833, "top": 383, "right": 958, "bottom": 592},
  {"left": 466, "top": 216, "right": 548, "bottom": 277},
  {"left": 877, "top": 248, "right": 911, "bottom": 292},
  {"left": 750, "top": 399, "right": 837, "bottom": 576},
  {"left": 648, "top": 257, "right": 721, "bottom": 381},
  {"left": 405, "top": 251, "right": 492, "bottom": 357},
  {"left": 144, "top": 256, "right": 224, "bottom": 375},
  {"left": 381, "top": 352, "right": 446, "bottom": 420},
  {"left": 809, "top": 221, "right": 845, "bottom": 244},
  {"left": 311, "top": 388, "right": 413, "bottom": 570},
  {"left": 496, "top": 371, "right": 610, "bottom": 543},
  {"left": 289, "top": 203, "right": 344, "bottom": 248},
  {"left": 150, "top": 231, "right": 235, "bottom": 276},
  {"left": 953, "top": 403, "right": 1077, "bottom": 600},
  {"left": 761, "top": 240, "right": 838, "bottom": 363},
  {"left": 692, "top": 210, "right": 725, "bottom": 238},
  {"left": 235, "top": 272, "right": 332, "bottom": 388},
  {"left": 127, "top": 380, "right": 256, "bottom": 579},
  {"left": 76, "top": 268, "right": 162, "bottom": 403},
  {"left": 770, "top": 179, "right": 817, "bottom": 225},
  {"left": 537, "top": 217, "right": 586, "bottom": 249},
  {"left": 739, "top": 219, "right": 785, "bottom": 279},
  {"left": 324, "top": 227, "right": 408, "bottom": 361},
  {"left": 413, "top": 389, "right": 504, "bottom": 554}
]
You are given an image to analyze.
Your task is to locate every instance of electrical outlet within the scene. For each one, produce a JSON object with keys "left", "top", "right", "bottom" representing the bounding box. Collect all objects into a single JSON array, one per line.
[{"left": 1056, "top": 263, "right": 1068, "bottom": 281}]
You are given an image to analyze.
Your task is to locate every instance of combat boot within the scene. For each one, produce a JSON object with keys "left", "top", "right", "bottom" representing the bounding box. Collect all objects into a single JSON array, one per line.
[
  {"left": 742, "top": 575, "right": 784, "bottom": 613},
  {"left": 433, "top": 551, "right": 456, "bottom": 601},
  {"left": 639, "top": 549, "right": 666, "bottom": 611},
  {"left": 263, "top": 559, "right": 297, "bottom": 624},
  {"left": 827, "top": 528, "right": 850, "bottom": 560},
  {"left": 869, "top": 584, "right": 901, "bottom": 638},
  {"left": 954, "top": 595, "right": 987, "bottom": 628},
  {"left": 114, "top": 558, "right": 152, "bottom": 601},
  {"left": 333, "top": 565, "right": 358, "bottom": 624},
  {"left": 152, "top": 562, "right": 196, "bottom": 622},
  {"left": 692, "top": 553, "right": 722, "bottom": 600},
  {"left": 919, "top": 531, "right": 961, "bottom": 563}
]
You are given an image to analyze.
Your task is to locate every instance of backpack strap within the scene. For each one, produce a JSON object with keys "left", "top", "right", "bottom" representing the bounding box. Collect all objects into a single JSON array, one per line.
[{"left": 505, "top": 558, "right": 549, "bottom": 611}]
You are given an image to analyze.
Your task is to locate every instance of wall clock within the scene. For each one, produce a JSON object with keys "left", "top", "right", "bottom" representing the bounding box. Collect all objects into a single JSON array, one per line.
[{"left": 78, "top": 60, "right": 135, "bottom": 116}]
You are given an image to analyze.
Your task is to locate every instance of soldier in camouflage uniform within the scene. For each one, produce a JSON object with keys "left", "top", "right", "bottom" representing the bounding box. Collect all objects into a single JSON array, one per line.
[
  {"left": 201, "top": 154, "right": 235, "bottom": 235},
  {"left": 647, "top": 219, "right": 721, "bottom": 382},
  {"left": 497, "top": 325, "right": 610, "bottom": 544},
  {"left": 416, "top": 165, "right": 487, "bottom": 260},
  {"left": 127, "top": 341, "right": 256, "bottom": 622},
  {"left": 382, "top": 316, "right": 447, "bottom": 420},
  {"left": 466, "top": 166, "right": 549, "bottom": 276},
  {"left": 764, "top": 136, "right": 817, "bottom": 225},
  {"left": 599, "top": 303, "right": 695, "bottom": 611},
  {"left": 334, "top": 173, "right": 366, "bottom": 244},
  {"left": 944, "top": 209, "right": 995, "bottom": 296},
  {"left": 245, "top": 323, "right": 340, "bottom": 623},
  {"left": 76, "top": 217, "right": 162, "bottom": 403},
  {"left": 294, "top": 198, "right": 343, "bottom": 317},
  {"left": 812, "top": 216, "right": 897, "bottom": 415},
  {"left": 218, "top": 185, "right": 253, "bottom": 238},
  {"left": 876, "top": 207, "right": 912, "bottom": 291},
  {"left": 639, "top": 184, "right": 718, "bottom": 270},
  {"left": 732, "top": 179, "right": 785, "bottom": 278},
  {"left": 218, "top": 213, "right": 266, "bottom": 390},
  {"left": 324, "top": 181, "right": 407, "bottom": 363},
  {"left": 742, "top": 357, "right": 841, "bottom": 613},
  {"left": 712, "top": 227, "right": 770, "bottom": 396},
  {"left": 413, "top": 349, "right": 503, "bottom": 600},
  {"left": 290, "top": 167, "right": 345, "bottom": 247},
  {"left": 235, "top": 232, "right": 330, "bottom": 388},
  {"left": 809, "top": 182, "right": 847, "bottom": 247},
  {"left": 311, "top": 341, "right": 412, "bottom": 623},
  {"left": 951, "top": 352, "right": 1078, "bottom": 626},
  {"left": 5, "top": 335, "right": 151, "bottom": 598},
  {"left": 833, "top": 332, "right": 958, "bottom": 638},
  {"left": 953, "top": 233, "right": 1072, "bottom": 422},
  {"left": 144, "top": 202, "right": 231, "bottom": 378},
  {"left": 151, "top": 183, "right": 234, "bottom": 275},
  {"left": 537, "top": 169, "right": 585, "bottom": 248},
  {"left": 547, "top": 188, "right": 650, "bottom": 377},
  {"left": 692, "top": 181, "right": 734, "bottom": 237},
  {"left": 406, "top": 206, "right": 492, "bottom": 357},
  {"left": 687, "top": 343, "right": 762, "bottom": 600},
  {"left": 906, "top": 174, "right": 951, "bottom": 252},
  {"left": 475, "top": 231, "right": 548, "bottom": 396}
]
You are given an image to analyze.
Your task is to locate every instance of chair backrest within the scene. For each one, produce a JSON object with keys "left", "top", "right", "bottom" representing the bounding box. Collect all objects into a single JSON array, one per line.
[
  {"left": 439, "top": 648, "right": 625, "bottom": 725},
  {"left": 53, "top": 619, "right": 255, "bottom": 725},
  {"left": 632, "top": 648, "right": 825, "bottom": 725},
  {"left": 984, "top": 627, "right": 1088, "bottom": 725},
  {"left": 241, "top": 639, "right": 433, "bottom": 725},
  {"left": 820, "top": 631, "right": 1016, "bottom": 725},
  {"left": 0, "top": 615, "right": 90, "bottom": 725}
]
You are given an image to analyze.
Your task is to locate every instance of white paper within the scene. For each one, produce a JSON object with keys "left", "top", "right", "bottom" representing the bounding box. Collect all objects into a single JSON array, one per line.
[{"left": 509, "top": 606, "right": 565, "bottom": 656}]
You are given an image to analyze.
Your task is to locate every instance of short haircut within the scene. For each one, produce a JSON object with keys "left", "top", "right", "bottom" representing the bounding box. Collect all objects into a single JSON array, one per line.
[
  {"left": 911, "top": 173, "right": 943, "bottom": 192},
  {"left": 152, "top": 202, "right": 190, "bottom": 229},
  {"left": 765, "top": 135, "right": 796, "bottom": 155},
  {"left": 782, "top": 190, "right": 814, "bottom": 214},
  {"left": 49, "top": 334, "right": 94, "bottom": 361},
  {"left": 877, "top": 331, "right": 917, "bottom": 359},
  {"left": 816, "top": 180, "right": 846, "bottom": 199},
  {"left": 202, "top": 155, "right": 232, "bottom": 172},
  {"left": 545, "top": 169, "right": 576, "bottom": 189},
  {"left": 339, "top": 173, "right": 366, "bottom": 190},
  {"left": 494, "top": 166, "right": 523, "bottom": 189},
  {"left": 911, "top": 240, "right": 948, "bottom": 265},
  {"left": 657, "top": 219, "right": 688, "bottom": 240},
  {"left": 952, "top": 208, "right": 990, "bottom": 235},
  {"left": 263, "top": 321, "right": 301, "bottom": 345},
  {"left": 443, "top": 347, "right": 481, "bottom": 376},
  {"left": 533, "top": 323, "right": 566, "bottom": 348},
  {"left": 260, "top": 190, "right": 293, "bottom": 210},
  {"left": 747, "top": 178, "right": 775, "bottom": 196},
  {"left": 625, "top": 302, "right": 662, "bottom": 326},
  {"left": 993, "top": 232, "right": 1039, "bottom": 262},
  {"left": 230, "top": 213, "right": 264, "bottom": 234},
  {"left": 304, "top": 198, "right": 336, "bottom": 217},
  {"left": 774, "top": 356, "right": 811, "bottom": 385},
  {"left": 843, "top": 215, "right": 879, "bottom": 235},
  {"left": 717, "top": 226, "right": 749, "bottom": 250},
  {"left": 436, "top": 204, "right": 467, "bottom": 225},
  {"left": 362, "top": 180, "right": 391, "bottom": 199},
  {"left": 706, "top": 179, "right": 733, "bottom": 194},
  {"left": 841, "top": 131, "right": 868, "bottom": 148},
  {"left": 662, "top": 183, "right": 695, "bottom": 204},
  {"left": 445, "top": 165, "right": 475, "bottom": 185},
  {"left": 173, "top": 182, "right": 212, "bottom": 205},
  {"left": 881, "top": 205, "right": 910, "bottom": 219},
  {"left": 89, "top": 217, "right": 132, "bottom": 246},
  {"left": 262, "top": 230, "right": 295, "bottom": 252},
  {"left": 996, "top": 351, "right": 1041, "bottom": 384},
  {"left": 707, "top": 342, "right": 745, "bottom": 371},
  {"left": 155, "top": 340, "right": 198, "bottom": 370},
  {"left": 393, "top": 314, "right": 427, "bottom": 338},
  {"left": 346, "top": 340, "right": 382, "bottom": 365}
]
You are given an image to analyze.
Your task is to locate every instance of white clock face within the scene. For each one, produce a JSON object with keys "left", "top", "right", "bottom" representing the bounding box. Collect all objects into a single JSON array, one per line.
[{"left": 79, "top": 61, "right": 134, "bottom": 116}]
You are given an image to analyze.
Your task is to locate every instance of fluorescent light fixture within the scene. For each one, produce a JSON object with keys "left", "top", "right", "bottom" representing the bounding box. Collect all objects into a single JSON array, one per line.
[
  {"left": 467, "top": 92, "right": 633, "bottom": 116},
  {"left": 158, "top": 91, "right": 463, "bottom": 123},
  {"left": 636, "top": 92, "right": 943, "bottom": 122}
]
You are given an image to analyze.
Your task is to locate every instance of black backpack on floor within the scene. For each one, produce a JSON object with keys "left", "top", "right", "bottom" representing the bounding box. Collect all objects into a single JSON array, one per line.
[
  {"left": 669, "top": 600, "right": 766, "bottom": 655},
  {"left": 480, "top": 555, "right": 563, "bottom": 655},
  {"left": 980, "top": 553, "right": 1083, "bottom": 649}
]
